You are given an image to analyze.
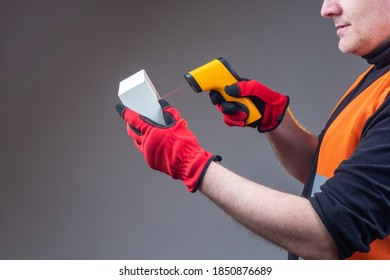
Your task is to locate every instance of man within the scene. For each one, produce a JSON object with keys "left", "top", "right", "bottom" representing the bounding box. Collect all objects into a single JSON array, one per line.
[{"left": 116, "top": 0, "right": 390, "bottom": 259}]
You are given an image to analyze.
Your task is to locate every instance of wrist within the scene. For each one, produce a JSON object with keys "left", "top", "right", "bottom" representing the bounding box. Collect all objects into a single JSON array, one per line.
[{"left": 184, "top": 153, "right": 222, "bottom": 193}]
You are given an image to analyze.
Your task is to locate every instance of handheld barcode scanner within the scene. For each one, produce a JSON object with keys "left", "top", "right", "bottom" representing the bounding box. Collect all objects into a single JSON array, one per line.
[{"left": 184, "top": 57, "right": 262, "bottom": 126}]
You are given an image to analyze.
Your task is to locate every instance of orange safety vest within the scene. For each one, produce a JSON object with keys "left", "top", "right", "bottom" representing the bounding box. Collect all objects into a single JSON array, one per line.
[{"left": 310, "top": 66, "right": 390, "bottom": 259}]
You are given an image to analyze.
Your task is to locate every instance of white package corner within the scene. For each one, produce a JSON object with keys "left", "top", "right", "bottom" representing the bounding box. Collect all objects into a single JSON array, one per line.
[{"left": 118, "top": 69, "right": 165, "bottom": 125}]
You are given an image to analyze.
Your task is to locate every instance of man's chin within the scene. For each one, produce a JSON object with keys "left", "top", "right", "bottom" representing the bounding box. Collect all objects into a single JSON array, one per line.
[{"left": 338, "top": 40, "right": 361, "bottom": 56}]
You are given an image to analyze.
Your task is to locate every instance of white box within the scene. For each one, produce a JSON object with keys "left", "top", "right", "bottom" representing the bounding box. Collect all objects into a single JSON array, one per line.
[{"left": 118, "top": 70, "right": 164, "bottom": 125}]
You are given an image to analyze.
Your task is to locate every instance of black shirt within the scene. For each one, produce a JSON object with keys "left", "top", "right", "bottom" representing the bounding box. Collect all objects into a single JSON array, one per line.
[{"left": 294, "top": 40, "right": 390, "bottom": 259}]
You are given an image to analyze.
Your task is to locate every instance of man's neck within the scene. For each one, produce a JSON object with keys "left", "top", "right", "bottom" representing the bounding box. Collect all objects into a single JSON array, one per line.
[{"left": 362, "top": 39, "right": 390, "bottom": 69}]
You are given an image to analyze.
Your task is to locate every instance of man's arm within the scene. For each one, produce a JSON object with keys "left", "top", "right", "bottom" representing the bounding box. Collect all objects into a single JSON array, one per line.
[
  {"left": 266, "top": 109, "right": 319, "bottom": 184},
  {"left": 116, "top": 100, "right": 336, "bottom": 259},
  {"left": 210, "top": 81, "right": 318, "bottom": 184},
  {"left": 199, "top": 161, "right": 338, "bottom": 260}
]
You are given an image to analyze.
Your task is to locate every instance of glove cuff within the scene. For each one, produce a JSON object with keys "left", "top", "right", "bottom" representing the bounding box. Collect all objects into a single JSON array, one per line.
[
  {"left": 258, "top": 95, "right": 289, "bottom": 133},
  {"left": 184, "top": 154, "right": 222, "bottom": 193}
]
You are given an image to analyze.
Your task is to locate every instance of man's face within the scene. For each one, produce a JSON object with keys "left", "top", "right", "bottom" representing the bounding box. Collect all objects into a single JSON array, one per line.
[{"left": 321, "top": 0, "right": 390, "bottom": 55}]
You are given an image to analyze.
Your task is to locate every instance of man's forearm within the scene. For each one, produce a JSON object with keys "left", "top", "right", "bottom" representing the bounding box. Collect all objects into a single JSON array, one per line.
[
  {"left": 199, "top": 162, "right": 338, "bottom": 259},
  {"left": 267, "top": 109, "right": 319, "bottom": 184}
]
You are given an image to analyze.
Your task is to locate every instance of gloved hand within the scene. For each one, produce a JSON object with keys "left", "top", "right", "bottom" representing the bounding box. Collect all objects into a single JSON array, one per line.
[
  {"left": 209, "top": 79, "right": 289, "bottom": 132},
  {"left": 116, "top": 99, "right": 222, "bottom": 193}
]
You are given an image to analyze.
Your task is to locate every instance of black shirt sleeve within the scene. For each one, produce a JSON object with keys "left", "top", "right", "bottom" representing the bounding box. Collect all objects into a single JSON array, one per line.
[{"left": 309, "top": 95, "right": 390, "bottom": 259}]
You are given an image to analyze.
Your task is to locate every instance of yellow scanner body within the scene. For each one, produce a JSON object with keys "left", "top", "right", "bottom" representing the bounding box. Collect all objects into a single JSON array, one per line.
[{"left": 184, "top": 57, "right": 261, "bottom": 126}]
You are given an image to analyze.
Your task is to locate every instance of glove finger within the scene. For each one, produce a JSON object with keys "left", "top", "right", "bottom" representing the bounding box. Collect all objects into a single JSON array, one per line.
[
  {"left": 229, "top": 80, "right": 274, "bottom": 101},
  {"left": 223, "top": 114, "right": 246, "bottom": 127},
  {"left": 225, "top": 80, "right": 261, "bottom": 98},
  {"left": 158, "top": 99, "right": 171, "bottom": 110},
  {"left": 118, "top": 105, "right": 151, "bottom": 136},
  {"left": 224, "top": 83, "right": 242, "bottom": 98},
  {"left": 126, "top": 124, "right": 143, "bottom": 150},
  {"left": 126, "top": 123, "right": 142, "bottom": 136},
  {"left": 209, "top": 90, "right": 225, "bottom": 105},
  {"left": 224, "top": 109, "right": 248, "bottom": 123},
  {"left": 116, "top": 104, "right": 144, "bottom": 147},
  {"left": 117, "top": 103, "right": 161, "bottom": 130},
  {"left": 217, "top": 102, "right": 248, "bottom": 127},
  {"left": 221, "top": 102, "right": 237, "bottom": 115},
  {"left": 158, "top": 99, "right": 180, "bottom": 127},
  {"left": 115, "top": 104, "right": 127, "bottom": 119},
  {"left": 221, "top": 101, "right": 249, "bottom": 117}
]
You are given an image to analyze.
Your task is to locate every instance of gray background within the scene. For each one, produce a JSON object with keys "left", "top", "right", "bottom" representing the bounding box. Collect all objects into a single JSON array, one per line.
[{"left": 1, "top": 0, "right": 367, "bottom": 259}]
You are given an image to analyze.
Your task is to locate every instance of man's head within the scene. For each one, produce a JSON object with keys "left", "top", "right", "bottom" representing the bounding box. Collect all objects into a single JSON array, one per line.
[{"left": 321, "top": 0, "right": 390, "bottom": 56}]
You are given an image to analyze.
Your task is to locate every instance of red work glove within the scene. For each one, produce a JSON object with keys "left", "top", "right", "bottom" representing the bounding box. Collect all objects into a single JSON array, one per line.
[
  {"left": 116, "top": 99, "right": 222, "bottom": 193},
  {"left": 209, "top": 79, "right": 289, "bottom": 132}
]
